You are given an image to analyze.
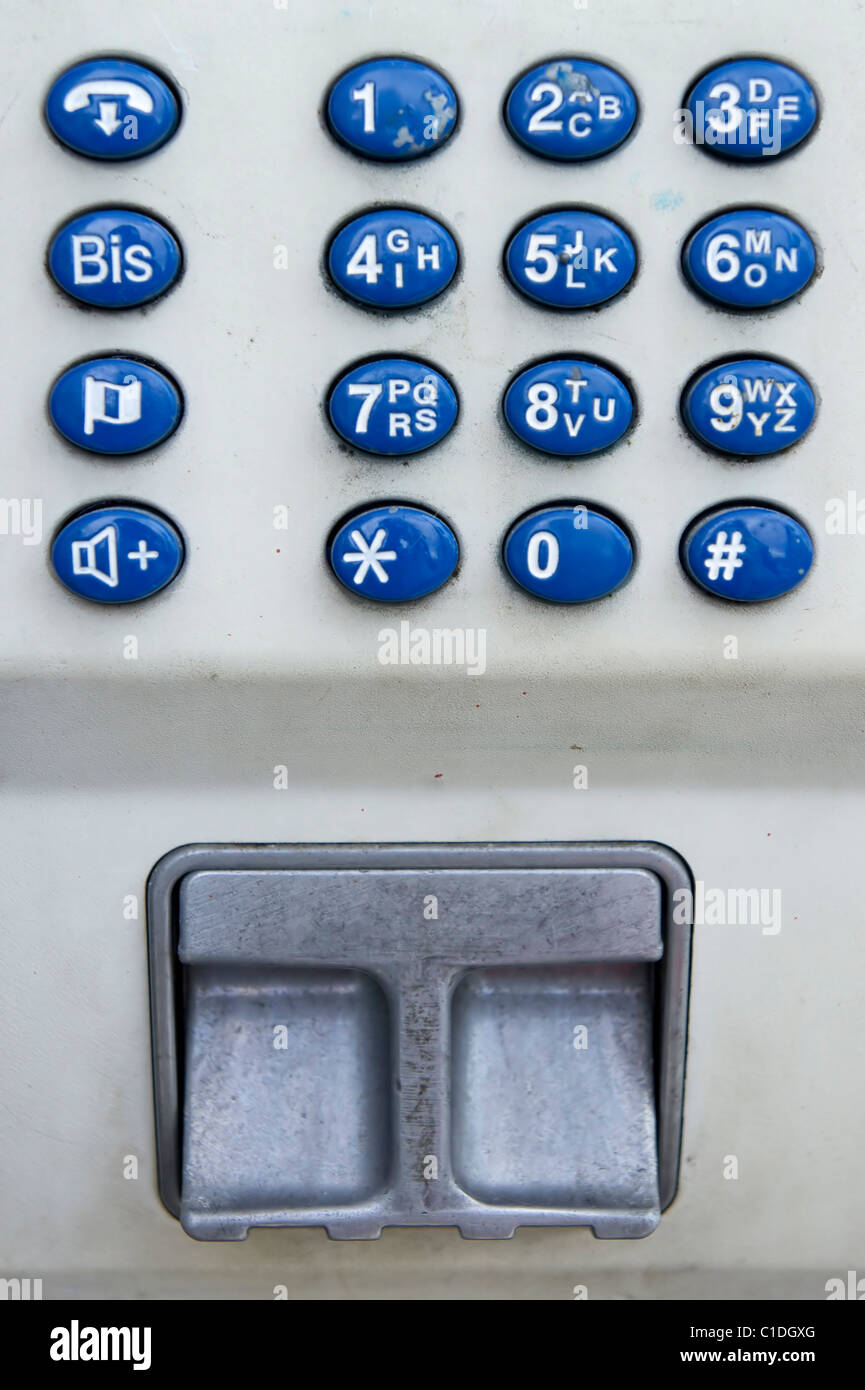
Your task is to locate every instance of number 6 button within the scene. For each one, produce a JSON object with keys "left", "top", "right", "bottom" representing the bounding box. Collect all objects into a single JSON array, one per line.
[
  {"left": 683, "top": 209, "right": 816, "bottom": 310},
  {"left": 503, "top": 505, "right": 634, "bottom": 603}
]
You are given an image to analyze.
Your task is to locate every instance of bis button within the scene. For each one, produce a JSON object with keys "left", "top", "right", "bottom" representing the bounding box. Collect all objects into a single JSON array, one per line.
[
  {"left": 503, "top": 505, "right": 634, "bottom": 602},
  {"left": 683, "top": 209, "right": 816, "bottom": 309},
  {"left": 48, "top": 208, "right": 182, "bottom": 308},
  {"left": 328, "top": 358, "right": 457, "bottom": 455},
  {"left": 327, "top": 58, "right": 458, "bottom": 161},
  {"left": 51, "top": 503, "right": 185, "bottom": 603},
  {"left": 684, "top": 58, "right": 818, "bottom": 160},
  {"left": 505, "top": 209, "right": 636, "bottom": 308},
  {"left": 45, "top": 57, "right": 180, "bottom": 160},
  {"left": 682, "top": 504, "right": 813, "bottom": 601},
  {"left": 49, "top": 356, "right": 182, "bottom": 455},
  {"left": 504, "top": 359, "right": 633, "bottom": 456},
  {"left": 330, "top": 504, "right": 459, "bottom": 602},
  {"left": 505, "top": 58, "right": 637, "bottom": 161},
  {"left": 329, "top": 209, "right": 458, "bottom": 309},
  {"left": 682, "top": 358, "right": 815, "bottom": 456}
]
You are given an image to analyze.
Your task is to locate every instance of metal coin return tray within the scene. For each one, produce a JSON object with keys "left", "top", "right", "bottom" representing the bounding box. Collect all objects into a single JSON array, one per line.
[{"left": 147, "top": 843, "right": 692, "bottom": 1241}]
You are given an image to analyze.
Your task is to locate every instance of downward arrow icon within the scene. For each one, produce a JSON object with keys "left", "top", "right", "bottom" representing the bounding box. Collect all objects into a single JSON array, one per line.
[{"left": 94, "top": 100, "right": 121, "bottom": 135}]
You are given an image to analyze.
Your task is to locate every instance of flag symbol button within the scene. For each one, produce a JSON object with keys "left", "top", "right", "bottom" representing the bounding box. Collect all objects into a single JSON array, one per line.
[
  {"left": 51, "top": 503, "right": 185, "bottom": 604},
  {"left": 49, "top": 356, "right": 183, "bottom": 455},
  {"left": 45, "top": 57, "right": 180, "bottom": 160}
]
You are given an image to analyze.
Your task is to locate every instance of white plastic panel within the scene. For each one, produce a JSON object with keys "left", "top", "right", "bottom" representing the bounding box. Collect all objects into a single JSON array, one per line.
[{"left": 0, "top": 0, "right": 863, "bottom": 1299}]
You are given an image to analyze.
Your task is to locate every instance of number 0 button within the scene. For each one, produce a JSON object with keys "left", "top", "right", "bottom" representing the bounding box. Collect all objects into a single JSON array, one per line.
[
  {"left": 327, "top": 58, "right": 458, "bottom": 161},
  {"left": 503, "top": 505, "right": 634, "bottom": 602}
]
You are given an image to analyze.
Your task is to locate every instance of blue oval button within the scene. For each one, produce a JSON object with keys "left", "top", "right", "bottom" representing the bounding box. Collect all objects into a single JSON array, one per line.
[
  {"left": 683, "top": 209, "right": 816, "bottom": 309},
  {"left": 329, "top": 358, "right": 457, "bottom": 455},
  {"left": 682, "top": 505, "right": 813, "bottom": 601},
  {"left": 327, "top": 58, "right": 458, "bottom": 161},
  {"left": 330, "top": 504, "right": 458, "bottom": 602},
  {"left": 506, "top": 209, "right": 636, "bottom": 308},
  {"left": 684, "top": 58, "right": 817, "bottom": 160},
  {"left": 45, "top": 57, "right": 179, "bottom": 160},
  {"left": 51, "top": 503, "right": 184, "bottom": 604},
  {"left": 503, "top": 505, "right": 633, "bottom": 603},
  {"left": 505, "top": 58, "right": 637, "bottom": 161},
  {"left": 504, "top": 359, "right": 633, "bottom": 456},
  {"left": 682, "top": 358, "right": 815, "bottom": 456},
  {"left": 329, "top": 209, "right": 458, "bottom": 309},
  {"left": 48, "top": 208, "right": 182, "bottom": 308},
  {"left": 49, "top": 356, "right": 182, "bottom": 455}
]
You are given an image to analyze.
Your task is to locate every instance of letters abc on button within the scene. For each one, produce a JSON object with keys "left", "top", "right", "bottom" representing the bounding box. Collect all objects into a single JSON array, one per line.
[
  {"left": 49, "top": 356, "right": 183, "bottom": 455},
  {"left": 681, "top": 358, "right": 816, "bottom": 457},
  {"left": 505, "top": 209, "right": 636, "bottom": 309},
  {"left": 45, "top": 57, "right": 180, "bottom": 160},
  {"left": 684, "top": 58, "right": 818, "bottom": 160},
  {"left": 327, "top": 58, "right": 458, "bottom": 161},
  {"left": 48, "top": 208, "right": 182, "bottom": 308},
  {"left": 505, "top": 58, "right": 637, "bottom": 161},
  {"left": 51, "top": 503, "right": 185, "bottom": 604},
  {"left": 681, "top": 504, "right": 813, "bottom": 601},
  {"left": 682, "top": 209, "right": 816, "bottom": 310}
]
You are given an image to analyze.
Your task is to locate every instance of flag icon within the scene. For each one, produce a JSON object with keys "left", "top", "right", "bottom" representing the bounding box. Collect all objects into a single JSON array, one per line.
[{"left": 83, "top": 374, "right": 142, "bottom": 435}]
